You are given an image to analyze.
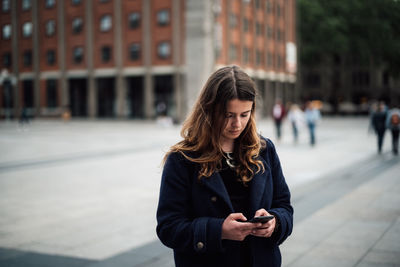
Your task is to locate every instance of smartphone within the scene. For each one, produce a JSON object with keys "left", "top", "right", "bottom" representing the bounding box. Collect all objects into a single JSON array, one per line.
[{"left": 247, "top": 215, "right": 274, "bottom": 223}]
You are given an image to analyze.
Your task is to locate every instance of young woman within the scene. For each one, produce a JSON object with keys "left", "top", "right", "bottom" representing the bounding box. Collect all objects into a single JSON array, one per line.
[{"left": 156, "top": 65, "right": 293, "bottom": 267}]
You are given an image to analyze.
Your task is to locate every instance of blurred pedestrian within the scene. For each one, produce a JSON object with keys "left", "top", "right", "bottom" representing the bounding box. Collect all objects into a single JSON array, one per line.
[
  {"left": 386, "top": 107, "right": 400, "bottom": 155},
  {"left": 371, "top": 101, "right": 388, "bottom": 154},
  {"left": 18, "top": 107, "right": 30, "bottom": 130},
  {"left": 272, "top": 99, "right": 285, "bottom": 141},
  {"left": 368, "top": 101, "right": 378, "bottom": 134},
  {"left": 287, "top": 103, "right": 305, "bottom": 144},
  {"left": 304, "top": 101, "right": 321, "bottom": 146},
  {"left": 156, "top": 65, "right": 293, "bottom": 267}
]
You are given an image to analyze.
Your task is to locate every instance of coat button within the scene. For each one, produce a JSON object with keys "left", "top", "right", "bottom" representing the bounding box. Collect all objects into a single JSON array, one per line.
[
  {"left": 196, "top": 242, "right": 204, "bottom": 250},
  {"left": 211, "top": 196, "right": 217, "bottom": 202}
]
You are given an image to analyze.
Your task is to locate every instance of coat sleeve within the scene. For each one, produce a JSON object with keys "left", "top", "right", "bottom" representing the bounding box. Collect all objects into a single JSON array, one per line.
[
  {"left": 156, "top": 152, "right": 225, "bottom": 254},
  {"left": 263, "top": 138, "right": 294, "bottom": 245}
]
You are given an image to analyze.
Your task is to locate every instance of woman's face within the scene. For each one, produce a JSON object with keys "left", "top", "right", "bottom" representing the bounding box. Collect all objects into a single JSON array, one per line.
[{"left": 220, "top": 99, "right": 253, "bottom": 145}]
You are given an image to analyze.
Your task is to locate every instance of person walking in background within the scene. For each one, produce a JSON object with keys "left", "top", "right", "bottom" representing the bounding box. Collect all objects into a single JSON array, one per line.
[
  {"left": 272, "top": 99, "right": 285, "bottom": 141},
  {"left": 386, "top": 107, "right": 400, "bottom": 155},
  {"left": 287, "top": 103, "right": 305, "bottom": 144},
  {"left": 304, "top": 101, "right": 321, "bottom": 146},
  {"left": 156, "top": 66, "right": 293, "bottom": 267},
  {"left": 371, "top": 101, "right": 388, "bottom": 154},
  {"left": 368, "top": 101, "right": 378, "bottom": 134}
]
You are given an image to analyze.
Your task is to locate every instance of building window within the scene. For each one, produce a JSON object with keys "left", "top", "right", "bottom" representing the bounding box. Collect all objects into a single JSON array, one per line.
[
  {"left": 3, "top": 52, "right": 11, "bottom": 67},
  {"left": 256, "top": 50, "right": 262, "bottom": 66},
  {"left": 100, "top": 15, "right": 112, "bottom": 32},
  {"left": 46, "top": 79, "right": 58, "bottom": 108},
  {"left": 157, "top": 9, "right": 169, "bottom": 26},
  {"left": 243, "top": 18, "right": 249, "bottom": 32},
  {"left": 129, "top": 12, "right": 140, "bottom": 29},
  {"left": 101, "top": 46, "right": 111, "bottom": 62},
  {"left": 45, "top": 0, "right": 56, "bottom": 8},
  {"left": 46, "top": 50, "right": 56, "bottom": 65},
  {"left": 72, "top": 0, "right": 81, "bottom": 5},
  {"left": 267, "top": 26, "right": 273, "bottom": 38},
  {"left": 229, "top": 13, "right": 237, "bottom": 28},
  {"left": 277, "top": 54, "right": 282, "bottom": 68},
  {"left": 256, "top": 22, "right": 262, "bottom": 36},
  {"left": 73, "top": 46, "right": 83, "bottom": 64},
  {"left": 267, "top": 52, "right": 273, "bottom": 67},
  {"left": 2, "top": 0, "right": 10, "bottom": 12},
  {"left": 276, "top": 4, "right": 281, "bottom": 17},
  {"left": 46, "top": 20, "right": 56, "bottom": 36},
  {"left": 22, "top": 0, "right": 31, "bottom": 10},
  {"left": 277, "top": 29, "right": 283, "bottom": 42},
  {"left": 2, "top": 24, "right": 11, "bottom": 40},
  {"left": 129, "top": 43, "right": 140, "bottom": 60},
  {"left": 72, "top": 17, "right": 83, "bottom": 34},
  {"left": 22, "top": 22, "right": 33, "bottom": 38},
  {"left": 243, "top": 47, "right": 250, "bottom": 63},
  {"left": 229, "top": 44, "right": 237, "bottom": 61},
  {"left": 266, "top": 0, "right": 272, "bottom": 13},
  {"left": 23, "top": 50, "right": 32, "bottom": 66},
  {"left": 157, "top": 42, "right": 170, "bottom": 59}
]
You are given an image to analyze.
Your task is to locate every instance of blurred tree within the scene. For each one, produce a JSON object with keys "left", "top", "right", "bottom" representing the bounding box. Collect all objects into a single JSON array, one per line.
[{"left": 299, "top": 0, "right": 400, "bottom": 75}]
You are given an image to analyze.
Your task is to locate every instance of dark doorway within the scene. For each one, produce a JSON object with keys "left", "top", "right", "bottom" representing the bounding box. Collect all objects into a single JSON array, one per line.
[
  {"left": 69, "top": 78, "right": 87, "bottom": 117},
  {"left": 154, "top": 75, "right": 173, "bottom": 116},
  {"left": 2, "top": 79, "right": 14, "bottom": 118},
  {"left": 22, "top": 80, "right": 34, "bottom": 108},
  {"left": 97, "top": 78, "right": 115, "bottom": 117},
  {"left": 127, "top": 76, "right": 144, "bottom": 118}
]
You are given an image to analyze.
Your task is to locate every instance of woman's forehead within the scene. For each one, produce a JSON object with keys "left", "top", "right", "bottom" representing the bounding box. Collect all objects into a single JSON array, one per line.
[{"left": 226, "top": 99, "right": 253, "bottom": 113}]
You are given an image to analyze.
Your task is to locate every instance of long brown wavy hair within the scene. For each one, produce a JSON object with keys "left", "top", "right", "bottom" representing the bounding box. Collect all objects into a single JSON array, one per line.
[{"left": 165, "top": 65, "right": 266, "bottom": 184}]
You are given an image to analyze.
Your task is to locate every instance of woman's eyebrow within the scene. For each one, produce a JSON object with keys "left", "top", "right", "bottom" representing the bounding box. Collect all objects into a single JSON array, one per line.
[{"left": 226, "top": 110, "right": 252, "bottom": 114}]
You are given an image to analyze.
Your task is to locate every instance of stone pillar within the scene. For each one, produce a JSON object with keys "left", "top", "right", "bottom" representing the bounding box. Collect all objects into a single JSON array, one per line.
[
  {"left": 172, "top": 0, "right": 183, "bottom": 121},
  {"left": 114, "top": 0, "right": 126, "bottom": 118},
  {"left": 58, "top": 0, "right": 68, "bottom": 109},
  {"left": 11, "top": 0, "right": 19, "bottom": 118},
  {"left": 32, "top": 1, "right": 40, "bottom": 116},
  {"left": 185, "top": 0, "right": 215, "bottom": 112},
  {"left": 86, "top": 0, "right": 96, "bottom": 117},
  {"left": 143, "top": 0, "right": 154, "bottom": 119}
]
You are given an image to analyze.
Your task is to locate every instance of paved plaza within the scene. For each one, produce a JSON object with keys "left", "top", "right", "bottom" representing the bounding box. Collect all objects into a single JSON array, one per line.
[{"left": 0, "top": 117, "right": 399, "bottom": 266}]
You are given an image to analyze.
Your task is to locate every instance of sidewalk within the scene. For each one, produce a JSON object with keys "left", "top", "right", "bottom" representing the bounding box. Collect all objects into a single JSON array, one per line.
[{"left": 0, "top": 117, "right": 399, "bottom": 266}]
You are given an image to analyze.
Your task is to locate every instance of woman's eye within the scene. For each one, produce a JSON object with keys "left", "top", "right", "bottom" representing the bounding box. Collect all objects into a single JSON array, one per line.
[{"left": 241, "top": 113, "right": 249, "bottom": 117}]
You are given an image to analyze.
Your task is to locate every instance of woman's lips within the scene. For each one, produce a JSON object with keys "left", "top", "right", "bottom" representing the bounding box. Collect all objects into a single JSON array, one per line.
[{"left": 229, "top": 130, "right": 241, "bottom": 135}]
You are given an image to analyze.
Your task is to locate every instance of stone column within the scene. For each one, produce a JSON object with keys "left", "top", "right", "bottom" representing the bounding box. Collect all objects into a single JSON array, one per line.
[
  {"left": 143, "top": 0, "right": 154, "bottom": 119},
  {"left": 185, "top": 0, "right": 215, "bottom": 111},
  {"left": 32, "top": 1, "right": 40, "bottom": 116},
  {"left": 58, "top": 0, "right": 68, "bottom": 109},
  {"left": 114, "top": 0, "right": 126, "bottom": 118},
  {"left": 86, "top": 0, "right": 96, "bottom": 117},
  {"left": 11, "top": 0, "right": 19, "bottom": 117}
]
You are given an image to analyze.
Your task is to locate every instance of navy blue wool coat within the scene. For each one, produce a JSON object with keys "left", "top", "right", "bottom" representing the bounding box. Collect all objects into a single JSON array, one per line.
[{"left": 156, "top": 138, "right": 293, "bottom": 267}]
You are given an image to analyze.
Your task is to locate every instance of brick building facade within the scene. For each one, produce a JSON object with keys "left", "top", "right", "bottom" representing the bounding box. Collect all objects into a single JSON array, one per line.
[{"left": 0, "top": 0, "right": 296, "bottom": 120}]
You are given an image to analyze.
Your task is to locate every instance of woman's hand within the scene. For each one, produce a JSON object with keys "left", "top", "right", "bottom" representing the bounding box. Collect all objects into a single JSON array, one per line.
[
  {"left": 221, "top": 213, "right": 262, "bottom": 241},
  {"left": 250, "top": 209, "right": 276, "bottom": 238}
]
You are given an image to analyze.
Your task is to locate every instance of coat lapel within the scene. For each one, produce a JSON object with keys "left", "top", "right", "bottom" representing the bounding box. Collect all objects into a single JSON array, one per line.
[
  {"left": 249, "top": 171, "right": 266, "bottom": 215},
  {"left": 201, "top": 172, "right": 234, "bottom": 212},
  {"left": 249, "top": 157, "right": 271, "bottom": 215}
]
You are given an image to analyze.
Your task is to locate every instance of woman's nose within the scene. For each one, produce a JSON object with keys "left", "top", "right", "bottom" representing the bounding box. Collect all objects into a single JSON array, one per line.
[{"left": 232, "top": 116, "right": 240, "bottom": 127}]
